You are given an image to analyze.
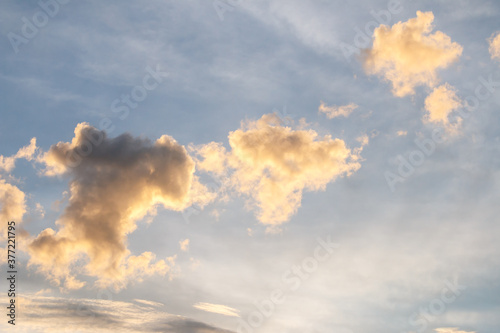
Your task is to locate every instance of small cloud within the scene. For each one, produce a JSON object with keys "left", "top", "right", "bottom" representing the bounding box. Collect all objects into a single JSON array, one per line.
[
  {"left": 0, "top": 178, "right": 26, "bottom": 240},
  {"left": 396, "top": 130, "right": 408, "bottom": 136},
  {"left": 319, "top": 102, "right": 358, "bottom": 119},
  {"left": 34, "top": 288, "right": 53, "bottom": 296},
  {"left": 0, "top": 137, "right": 38, "bottom": 172},
  {"left": 179, "top": 239, "right": 190, "bottom": 252},
  {"left": 363, "top": 11, "right": 462, "bottom": 97},
  {"left": 488, "top": 31, "right": 500, "bottom": 61},
  {"left": 193, "top": 302, "right": 240, "bottom": 317},
  {"left": 134, "top": 299, "right": 164, "bottom": 307},
  {"left": 435, "top": 328, "right": 476, "bottom": 333},
  {"left": 424, "top": 83, "right": 462, "bottom": 132},
  {"left": 35, "top": 202, "right": 45, "bottom": 218}
]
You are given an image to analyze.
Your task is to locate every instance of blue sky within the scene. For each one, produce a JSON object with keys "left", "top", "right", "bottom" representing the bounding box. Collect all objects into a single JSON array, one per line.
[{"left": 1, "top": 1, "right": 500, "bottom": 332}]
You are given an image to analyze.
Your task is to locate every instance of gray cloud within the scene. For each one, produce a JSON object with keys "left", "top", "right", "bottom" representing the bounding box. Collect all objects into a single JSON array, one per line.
[{"left": 29, "top": 123, "right": 214, "bottom": 291}]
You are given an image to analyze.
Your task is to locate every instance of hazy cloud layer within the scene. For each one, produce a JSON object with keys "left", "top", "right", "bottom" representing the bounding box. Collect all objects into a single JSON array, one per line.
[
  {"left": 195, "top": 114, "right": 363, "bottom": 230},
  {"left": 363, "top": 11, "right": 463, "bottom": 97},
  {"left": 318, "top": 102, "right": 358, "bottom": 119},
  {"left": 29, "top": 123, "right": 215, "bottom": 290},
  {"left": 2, "top": 295, "right": 235, "bottom": 333}
]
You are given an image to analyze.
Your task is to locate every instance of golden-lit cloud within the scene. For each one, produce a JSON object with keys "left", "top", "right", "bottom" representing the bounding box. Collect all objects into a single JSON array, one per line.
[
  {"left": 0, "top": 179, "right": 26, "bottom": 226},
  {"left": 180, "top": 238, "right": 190, "bottom": 252},
  {"left": 363, "top": 11, "right": 463, "bottom": 97},
  {"left": 0, "top": 179, "right": 26, "bottom": 244},
  {"left": 195, "top": 114, "right": 362, "bottom": 230},
  {"left": 489, "top": 31, "right": 500, "bottom": 61},
  {"left": 318, "top": 102, "right": 358, "bottom": 119},
  {"left": 424, "top": 83, "right": 463, "bottom": 131},
  {"left": 29, "top": 123, "right": 215, "bottom": 291},
  {"left": 0, "top": 137, "right": 38, "bottom": 172},
  {"left": 396, "top": 130, "right": 408, "bottom": 136},
  {"left": 193, "top": 302, "right": 240, "bottom": 317},
  {"left": 134, "top": 299, "right": 164, "bottom": 307},
  {"left": 192, "top": 141, "right": 228, "bottom": 176},
  {"left": 435, "top": 328, "right": 476, "bottom": 333}
]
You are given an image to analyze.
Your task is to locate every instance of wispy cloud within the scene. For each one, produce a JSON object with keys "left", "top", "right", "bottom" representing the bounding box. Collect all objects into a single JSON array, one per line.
[
  {"left": 0, "top": 295, "right": 234, "bottom": 333},
  {"left": 194, "top": 302, "right": 240, "bottom": 317},
  {"left": 318, "top": 102, "right": 358, "bottom": 119}
]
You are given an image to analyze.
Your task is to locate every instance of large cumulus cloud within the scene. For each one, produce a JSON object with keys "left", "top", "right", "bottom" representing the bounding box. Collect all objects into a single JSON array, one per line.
[{"left": 29, "top": 123, "right": 215, "bottom": 290}]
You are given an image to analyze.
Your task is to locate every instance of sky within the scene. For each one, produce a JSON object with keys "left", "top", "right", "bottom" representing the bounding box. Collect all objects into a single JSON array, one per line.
[{"left": 0, "top": 0, "right": 500, "bottom": 332}]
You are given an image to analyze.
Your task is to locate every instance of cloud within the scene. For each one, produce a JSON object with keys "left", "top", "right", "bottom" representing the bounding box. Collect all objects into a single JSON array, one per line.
[
  {"left": 2, "top": 294, "right": 235, "bottom": 333},
  {"left": 363, "top": 11, "right": 463, "bottom": 97},
  {"left": 195, "top": 114, "right": 362, "bottom": 230},
  {"left": 0, "top": 178, "right": 26, "bottom": 241},
  {"left": 424, "top": 83, "right": 463, "bottom": 131},
  {"left": 435, "top": 328, "right": 476, "bottom": 333},
  {"left": 0, "top": 178, "right": 26, "bottom": 226},
  {"left": 29, "top": 123, "right": 215, "bottom": 291},
  {"left": 489, "top": 31, "right": 500, "bottom": 60},
  {"left": 318, "top": 102, "right": 358, "bottom": 119},
  {"left": 180, "top": 239, "right": 190, "bottom": 252},
  {"left": 134, "top": 299, "right": 164, "bottom": 307},
  {"left": 396, "top": 130, "right": 408, "bottom": 136},
  {"left": 193, "top": 302, "right": 240, "bottom": 317},
  {"left": 0, "top": 137, "right": 38, "bottom": 172}
]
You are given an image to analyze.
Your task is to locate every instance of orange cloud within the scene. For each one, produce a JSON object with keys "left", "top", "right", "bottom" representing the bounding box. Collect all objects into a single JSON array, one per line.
[
  {"left": 435, "top": 328, "right": 476, "bottom": 333},
  {"left": 195, "top": 114, "right": 363, "bottom": 231},
  {"left": 489, "top": 31, "right": 500, "bottom": 61},
  {"left": 193, "top": 302, "right": 240, "bottom": 317},
  {"left": 29, "top": 123, "right": 214, "bottom": 291},
  {"left": 424, "top": 83, "right": 463, "bottom": 132},
  {"left": 363, "top": 11, "right": 463, "bottom": 97}
]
